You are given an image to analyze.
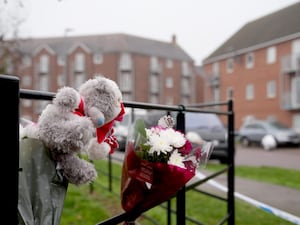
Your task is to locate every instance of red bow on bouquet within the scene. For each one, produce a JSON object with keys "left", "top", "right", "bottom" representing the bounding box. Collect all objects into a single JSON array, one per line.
[{"left": 120, "top": 116, "right": 214, "bottom": 221}]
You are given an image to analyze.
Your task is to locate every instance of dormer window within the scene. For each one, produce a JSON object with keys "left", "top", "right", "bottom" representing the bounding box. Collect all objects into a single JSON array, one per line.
[
  {"left": 75, "top": 53, "right": 85, "bottom": 72},
  {"left": 93, "top": 53, "right": 103, "bottom": 64},
  {"left": 245, "top": 53, "right": 254, "bottom": 69},
  {"left": 226, "top": 58, "right": 234, "bottom": 73},
  {"left": 39, "top": 54, "right": 49, "bottom": 74}
]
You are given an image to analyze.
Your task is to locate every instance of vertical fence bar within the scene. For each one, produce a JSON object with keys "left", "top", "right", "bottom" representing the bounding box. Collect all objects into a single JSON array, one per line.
[
  {"left": 108, "top": 154, "right": 113, "bottom": 192},
  {"left": 176, "top": 108, "right": 186, "bottom": 225},
  {"left": 227, "top": 99, "right": 235, "bottom": 225},
  {"left": 0, "top": 75, "right": 19, "bottom": 225},
  {"left": 167, "top": 200, "right": 171, "bottom": 225}
]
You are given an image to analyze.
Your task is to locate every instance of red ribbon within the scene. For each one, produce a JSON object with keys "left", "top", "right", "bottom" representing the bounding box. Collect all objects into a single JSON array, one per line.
[
  {"left": 73, "top": 97, "right": 85, "bottom": 116},
  {"left": 96, "top": 102, "right": 125, "bottom": 143},
  {"left": 73, "top": 98, "right": 125, "bottom": 153}
]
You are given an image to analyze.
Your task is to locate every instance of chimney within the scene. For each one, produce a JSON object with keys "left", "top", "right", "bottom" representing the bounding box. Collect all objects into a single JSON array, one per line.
[{"left": 171, "top": 34, "right": 177, "bottom": 45}]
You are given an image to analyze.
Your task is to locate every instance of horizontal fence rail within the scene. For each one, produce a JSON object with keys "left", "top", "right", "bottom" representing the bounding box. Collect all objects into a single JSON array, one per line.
[{"left": 2, "top": 74, "right": 235, "bottom": 225}]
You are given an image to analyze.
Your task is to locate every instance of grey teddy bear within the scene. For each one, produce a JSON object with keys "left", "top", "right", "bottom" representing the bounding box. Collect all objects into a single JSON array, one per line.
[{"left": 25, "top": 76, "right": 125, "bottom": 185}]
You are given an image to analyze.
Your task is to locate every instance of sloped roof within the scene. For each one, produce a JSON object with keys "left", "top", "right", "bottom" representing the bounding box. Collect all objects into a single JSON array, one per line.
[
  {"left": 203, "top": 1, "right": 300, "bottom": 64},
  {"left": 18, "top": 33, "right": 193, "bottom": 62}
]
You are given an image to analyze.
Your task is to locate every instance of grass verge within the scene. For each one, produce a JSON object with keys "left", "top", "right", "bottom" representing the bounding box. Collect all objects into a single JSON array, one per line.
[{"left": 60, "top": 159, "right": 297, "bottom": 225}]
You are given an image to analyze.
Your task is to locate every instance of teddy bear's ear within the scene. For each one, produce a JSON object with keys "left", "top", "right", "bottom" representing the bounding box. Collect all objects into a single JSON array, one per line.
[{"left": 53, "top": 87, "right": 81, "bottom": 112}]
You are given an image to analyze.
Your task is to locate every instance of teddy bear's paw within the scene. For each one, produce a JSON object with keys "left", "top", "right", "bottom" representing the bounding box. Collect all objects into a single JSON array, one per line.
[
  {"left": 87, "top": 138, "right": 110, "bottom": 160},
  {"left": 59, "top": 155, "right": 98, "bottom": 185}
]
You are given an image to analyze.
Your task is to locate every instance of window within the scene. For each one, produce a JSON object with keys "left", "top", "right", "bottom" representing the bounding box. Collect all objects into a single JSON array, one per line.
[
  {"left": 165, "top": 76, "right": 173, "bottom": 88},
  {"left": 266, "top": 46, "right": 276, "bottom": 64},
  {"left": 267, "top": 80, "right": 276, "bottom": 98},
  {"left": 120, "top": 71, "right": 132, "bottom": 92},
  {"left": 39, "top": 74, "right": 49, "bottom": 91},
  {"left": 181, "top": 77, "right": 190, "bottom": 95},
  {"left": 246, "top": 84, "right": 254, "bottom": 100},
  {"left": 245, "top": 52, "right": 254, "bottom": 69},
  {"left": 39, "top": 54, "right": 49, "bottom": 74},
  {"left": 181, "top": 61, "right": 189, "bottom": 76},
  {"left": 291, "top": 77, "right": 300, "bottom": 108},
  {"left": 22, "top": 56, "right": 32, "bottom": 67},
  {"left": 57, "top": 55, "right": 65, "bottom": 66},
  {"left": 120, "top": 53, "right": 132, "bottom": 71},
  {"left": 74, "top": 53, "right": 85, "bottom": 72},
  {"left": 212, "top": 62, "right": 219, "bottom": 75},
  {"left": 150, "top": 74, "right": 159, "bottom": 93},
  {"left": 150, "top": 56, "right": 160, "bottom": 73},
  {"left": 166, "top": 59, "right": 173, "bottom": 69},
  {"left": 226, "top": 58, "right": 234, "bottom": 73},
  {"left": 93, "top": 53, "right": 103, "bottom": 64}
]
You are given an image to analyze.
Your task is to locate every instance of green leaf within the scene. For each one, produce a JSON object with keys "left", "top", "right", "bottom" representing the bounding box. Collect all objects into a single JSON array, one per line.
[{"left": 133, "top": 119, "right": 147, "bottom": 138}]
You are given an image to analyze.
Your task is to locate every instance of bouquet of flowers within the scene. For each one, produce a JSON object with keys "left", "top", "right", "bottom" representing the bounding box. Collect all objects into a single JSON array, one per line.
[{"left": 120, "top": 115, "right": 214, "bottom": 220}]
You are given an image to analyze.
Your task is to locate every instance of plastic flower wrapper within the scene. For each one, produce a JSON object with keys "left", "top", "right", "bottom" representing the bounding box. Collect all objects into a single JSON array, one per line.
[{"left": 120, "top": 115, "right": 214, "bottom": 219}]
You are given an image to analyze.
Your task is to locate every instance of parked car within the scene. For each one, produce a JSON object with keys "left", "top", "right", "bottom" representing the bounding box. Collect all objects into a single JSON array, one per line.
[
  {"left": 238, "top": 119, "right": 300, "bottom": 149},
  {"left": 143, "top": 110, "right": 229, "bottom": 164}
]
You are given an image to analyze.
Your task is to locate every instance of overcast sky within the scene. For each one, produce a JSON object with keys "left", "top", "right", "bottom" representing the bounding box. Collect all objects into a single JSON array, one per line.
[{"left": 6, "top": 0, "right": 300, "bottom": 65}]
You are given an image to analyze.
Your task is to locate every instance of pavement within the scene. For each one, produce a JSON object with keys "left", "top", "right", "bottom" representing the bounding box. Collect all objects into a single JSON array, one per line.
[{"left": 192, "top": 146, "right": 300, "bottom": 224}]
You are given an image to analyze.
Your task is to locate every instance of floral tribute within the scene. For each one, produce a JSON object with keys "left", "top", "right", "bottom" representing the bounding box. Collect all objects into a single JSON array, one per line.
[{"left": 120, "top": 115, "right": 214, "bottom": 222}]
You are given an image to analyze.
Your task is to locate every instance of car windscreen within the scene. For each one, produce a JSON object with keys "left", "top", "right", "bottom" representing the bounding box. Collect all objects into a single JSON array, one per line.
[{"left": 185, "top": 112, "right": 224, "bottom": 130}]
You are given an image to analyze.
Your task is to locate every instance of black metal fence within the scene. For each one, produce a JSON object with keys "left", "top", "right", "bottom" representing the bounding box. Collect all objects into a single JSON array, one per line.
[{"left": 1, "top": 74, "right": 235, "bottom": 225}]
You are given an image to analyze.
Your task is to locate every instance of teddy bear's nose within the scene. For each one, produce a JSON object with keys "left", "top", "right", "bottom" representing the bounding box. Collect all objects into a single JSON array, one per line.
[{"left": 98, "top": 118, "right": 104, "bottom": 126}]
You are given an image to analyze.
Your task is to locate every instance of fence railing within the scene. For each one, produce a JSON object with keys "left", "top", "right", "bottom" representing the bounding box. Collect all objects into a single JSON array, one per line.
[{"left": 1, "top": 74, "right": 235, "bottom": 225}]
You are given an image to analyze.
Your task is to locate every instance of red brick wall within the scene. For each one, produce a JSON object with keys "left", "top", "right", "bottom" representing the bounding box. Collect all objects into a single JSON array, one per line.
[{"left": 204, "top": 39, "right": 300, "bottom": 129}]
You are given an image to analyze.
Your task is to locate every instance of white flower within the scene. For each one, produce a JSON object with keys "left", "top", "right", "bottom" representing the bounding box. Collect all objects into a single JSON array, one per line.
[
  {"left": 168, "top": 150, "right": 185, "bottom": 168},
  {"left": 146, "top": 128, "right": 173, "bottom": 155},
  {"left": 160, "top": 128, "right": 186, "bottom": 148}
]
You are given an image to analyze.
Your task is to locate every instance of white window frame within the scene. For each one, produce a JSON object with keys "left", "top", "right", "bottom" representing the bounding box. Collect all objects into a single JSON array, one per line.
[
  {"left": 166, "top": 59, "right": 173, "bottom": 69},
  {"left": 212, "top": 62, "right": 219, "bottom": 75},
  {"left": 57, "top": 55, "right": 65, "bottom": 66},
  {"left": 39, "top": 54, "right": 49, "bottom": 74},
  {"left": 150, "top": 56, "right": 160, "bottom": 73},
  {"left": 75, "top": 53, "right": 85, "bottom": 72},
  {"left": 245, "top": 52, "right": 254, "bottom": 69},
  {"left": 266, "top": 46, "right": 276, "bottom": 64},
  {"left": 150, "top": 74, "right": 159, "bottom": 93},
  {"left": 120, "top": 71, "right": 132, "bottom": 92},
  {"left": 226, "top": 58, "right": 234, "bottom": 73},
  {"left": 165, "top": 76, "right": 173, "bottom": 88},
  {"left": 93, "top": 53, "right": 103, "bottom": 64},
  {"left": 181, "top": 77, "right": 190, "bottom": 95},
  {"left": 119, "top": 53, "right": 132, "bottom": 70},
  {"left": 22, "top": 56, "right": 32, "bottom": 67},
  {"left": 246, "top": 84, "right": 254, "bottom": 100},
  {"left": 291, "top": 77, "right": 300, "bottom": 108},
  {"left": 266, "top": 80, "right": 276, "bottom": 98},
  {"left": 181, "top": 61, "right": 190, "bottom": 76}
]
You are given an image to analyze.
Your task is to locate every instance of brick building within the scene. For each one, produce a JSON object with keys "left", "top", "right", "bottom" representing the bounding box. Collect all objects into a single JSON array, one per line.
[
  {"left": 202, "top": 1, "right": 300, "bottom": 131},
  {"left": 0, "top": 33, "right": 203, "bottom": 121}
]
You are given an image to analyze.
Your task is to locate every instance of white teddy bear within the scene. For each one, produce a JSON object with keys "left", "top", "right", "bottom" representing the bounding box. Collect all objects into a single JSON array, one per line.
[{"left": 24, "top": 76, "right": 125, "bottom": 185}]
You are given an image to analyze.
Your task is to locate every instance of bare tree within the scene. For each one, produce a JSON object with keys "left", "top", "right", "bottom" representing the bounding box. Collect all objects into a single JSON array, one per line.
[{"left": 0, "top": 0, "right": 28, "bottom": 74}]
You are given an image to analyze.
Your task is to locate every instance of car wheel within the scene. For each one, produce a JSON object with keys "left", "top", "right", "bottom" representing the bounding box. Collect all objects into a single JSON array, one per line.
[{"left": 240, "top": 137, "right": 250, "bottom": 147}]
